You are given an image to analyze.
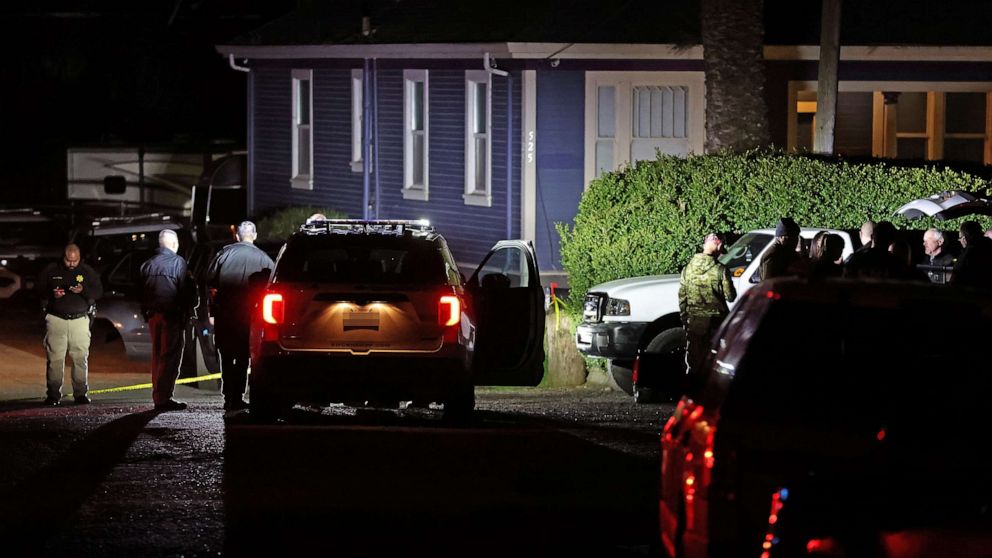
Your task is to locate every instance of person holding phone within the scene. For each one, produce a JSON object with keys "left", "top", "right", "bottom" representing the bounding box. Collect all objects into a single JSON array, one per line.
[{"left": 37, "top": 243, "right": 102, "bottom": 406}]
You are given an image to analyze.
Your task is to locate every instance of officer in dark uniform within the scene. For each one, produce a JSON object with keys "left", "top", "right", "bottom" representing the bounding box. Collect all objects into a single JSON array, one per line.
[
  {"left": 38, "top": 243, "right": 102, "bottom": 405},
  {"left": 206, "top": 221, "right": 274, "bottom": 411},
  {"left": 140, "top": 229, "right": 198, "bottom": 411},
  {"left": 759, "top": 218, "right": 802, "bottom": 280}
]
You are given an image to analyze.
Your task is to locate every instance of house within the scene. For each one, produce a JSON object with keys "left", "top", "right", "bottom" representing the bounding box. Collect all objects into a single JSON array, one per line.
[{"left": 215, "top": 0, "right": 992, "bottom": 282}]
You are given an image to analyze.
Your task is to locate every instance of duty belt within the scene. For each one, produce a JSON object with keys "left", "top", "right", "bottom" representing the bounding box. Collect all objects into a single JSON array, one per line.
[{"left": 49, "top": 311, "right": 88, "bottom": 320}]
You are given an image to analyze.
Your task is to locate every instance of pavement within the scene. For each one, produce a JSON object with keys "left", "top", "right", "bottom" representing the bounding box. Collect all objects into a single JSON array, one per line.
[{"left": 0, "top": 339, "right": 219, "bottom": 404}]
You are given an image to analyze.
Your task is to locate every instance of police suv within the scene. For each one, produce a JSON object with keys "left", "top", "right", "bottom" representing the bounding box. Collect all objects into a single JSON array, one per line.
[{"left": 248, "top": 219, "right": 545, "bottom": 421}]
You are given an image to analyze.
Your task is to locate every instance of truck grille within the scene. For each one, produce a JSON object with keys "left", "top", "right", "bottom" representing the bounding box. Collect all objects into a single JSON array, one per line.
[{"left": 583, "top": 293, "right": 605, "bottom": 322}]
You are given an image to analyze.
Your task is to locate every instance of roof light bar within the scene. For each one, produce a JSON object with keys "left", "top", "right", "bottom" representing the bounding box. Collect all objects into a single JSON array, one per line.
[{"left": 299, "top": 219, "right": 435, "bottom": 236}]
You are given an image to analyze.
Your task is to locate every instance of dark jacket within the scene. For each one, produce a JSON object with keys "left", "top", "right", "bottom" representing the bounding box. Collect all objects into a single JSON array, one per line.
[
  {"left": 206, "top": 241, "right": 274, "bottom": 314},
  {"left": 140, "top": 248, "right": 198, "bottom": 320},
  {"left": 759, "top": 241, "right": 802, "bottom": 281},
  {"left": 951, "top": 238, "right": 992, "bottom": 289},
  {"left": 38, "top": 261, "right": 103, "bottom": 317},
  {"left": 843, "top": 247, "right": 905, "bottom": 280},
  {"left": 925, "top": 251, "right": 955, "bottom": 284}
]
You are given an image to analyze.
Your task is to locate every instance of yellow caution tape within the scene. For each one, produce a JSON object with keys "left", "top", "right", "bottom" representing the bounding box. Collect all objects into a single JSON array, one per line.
[{"left": 88, "top": 373, "right": 222, "bottom": 395}]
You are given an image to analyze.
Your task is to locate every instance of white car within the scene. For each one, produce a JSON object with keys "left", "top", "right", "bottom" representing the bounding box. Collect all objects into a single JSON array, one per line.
[{"left": 575, "top": 228, "right": 855, "bottom": 402}]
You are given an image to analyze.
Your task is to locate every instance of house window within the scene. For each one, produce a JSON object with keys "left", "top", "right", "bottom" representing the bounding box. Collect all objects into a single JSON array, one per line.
[
  {"left": 351, "top": 69, "right": 363, "bottom": 173},
  {"left": 584, "top": 72, "right": 705, "bottom": 188},
  {"left": 403, "top": 69, "right": 429, "bottom": 200},
  {"left": 291, "top": 69, "right": 313, "bottom": 189},
  {"left": 464, "top": 70, "right": 491, "bottom": 207},
  {"left": 789, "top": 83, "right": 991, "bottom": 165}
]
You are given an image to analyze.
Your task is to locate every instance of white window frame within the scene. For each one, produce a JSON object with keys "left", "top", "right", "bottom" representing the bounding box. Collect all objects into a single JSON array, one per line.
[
  {"left": 583, "top": 71, "right": 705, "bottom": 189},
  {"left": 351, "top": 69, "right": 364, "bottom": 173},
  {"left": 464, "top": 70, "right": 492, "bottom": 207},
  {"left": 403, "top": 69, "right": 429, "bottom": 201},
  {"left": 291, "top": 68, "right": 314, "bottom": 190}
]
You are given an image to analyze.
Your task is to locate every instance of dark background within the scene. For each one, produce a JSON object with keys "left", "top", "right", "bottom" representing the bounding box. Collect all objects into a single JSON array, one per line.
[{"left": 0, "top": 1, "right": 295, "bottom": 204}]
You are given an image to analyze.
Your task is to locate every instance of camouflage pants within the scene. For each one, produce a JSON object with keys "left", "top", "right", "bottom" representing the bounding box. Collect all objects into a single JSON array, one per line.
[{"left": 684, "top": 315, "right": 721, "bottom": 377}]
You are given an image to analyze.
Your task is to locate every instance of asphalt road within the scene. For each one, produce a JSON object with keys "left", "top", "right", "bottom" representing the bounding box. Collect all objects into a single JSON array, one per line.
[{"left": 0, "top": 386, "right": 674, "bottom": 557}]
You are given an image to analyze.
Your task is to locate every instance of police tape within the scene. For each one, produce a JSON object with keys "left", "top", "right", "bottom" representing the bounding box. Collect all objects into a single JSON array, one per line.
[{"left": 87, "top": 373, "right": 222, "bottom": 395}]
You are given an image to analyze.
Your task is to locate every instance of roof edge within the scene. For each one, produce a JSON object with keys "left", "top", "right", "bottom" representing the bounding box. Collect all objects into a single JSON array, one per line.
[{"left": 215, "top": 42, "right": 703, "bottom": 60}]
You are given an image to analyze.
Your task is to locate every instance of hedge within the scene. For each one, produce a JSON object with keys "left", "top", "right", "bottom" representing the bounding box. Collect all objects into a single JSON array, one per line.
[
  {"left": 254, "top": 205, "right": 347, "bottom": 243},
  {"left": 557, "top": 151, "right": 991, "bottom": 306}
]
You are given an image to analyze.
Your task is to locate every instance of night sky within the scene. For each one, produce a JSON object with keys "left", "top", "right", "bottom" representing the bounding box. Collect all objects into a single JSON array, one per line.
[{"left": 1, "top": 1, "right": 295, "bottom": 204}]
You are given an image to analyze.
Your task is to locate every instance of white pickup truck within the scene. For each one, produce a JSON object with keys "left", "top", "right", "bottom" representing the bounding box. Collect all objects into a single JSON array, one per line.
[{"left": 575, "top": 228, "right": 856, "bottom": 401}]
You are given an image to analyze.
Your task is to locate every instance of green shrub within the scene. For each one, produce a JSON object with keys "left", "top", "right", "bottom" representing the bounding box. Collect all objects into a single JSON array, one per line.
[
  {"left": 254, "top": 206, "right": 347, "bottom": 243},
  {"left": 558, "top": 151, "right": 991, "bottom": 308}
]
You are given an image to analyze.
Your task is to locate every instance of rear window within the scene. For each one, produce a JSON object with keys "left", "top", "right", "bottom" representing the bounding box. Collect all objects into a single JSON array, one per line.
[
  {"left": 720, "top": 297, "right": 990, "bottom": 432},
  {"left": 275, "top": 235, "right": 449, "bottom": 286}
]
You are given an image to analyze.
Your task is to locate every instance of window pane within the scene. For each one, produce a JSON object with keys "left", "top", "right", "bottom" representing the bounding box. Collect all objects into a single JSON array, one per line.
[
  {"left": 896, "top": 92, "right": 925, "bottom": 133},
  {"left": 412, "top": 81, "right": 425, "bottom": 131},
  {"left": 478, "top": 247, "right": 529, "bottom": 288},
  {"left": 897, "top": 137, "right": 926, "bottom": 159},
  {"left": 474, "top": 136, "right": 487, "bottom": 192},
  {"left": 299, "top": 80, "right": 311, "bottom": 125},
  {"left": 597, "top": 86, "right": 615, "bottom": 138},
  {"left": 475, "top": 83, "right": 487, "bottom": 134},
  {"left": 298, "top": 126, "right": 311, "bottom": 175},
  {"left": 944, "top": 138, "right": 985, "bottom": 163},
  {"left": 673, "top": 87, "right": 687, "bottom": 138},
  {"left": 946, "top": 92, "right": 986, "bottom": 134},
  {"left": 595, "top": 140, "right": 614, "bottom": 175},
  {"left": 636, "top": 88, "right": 651, "bottom": 137},
  {"left": 412, "top": 133, "right": 425, "bottom": 185}
]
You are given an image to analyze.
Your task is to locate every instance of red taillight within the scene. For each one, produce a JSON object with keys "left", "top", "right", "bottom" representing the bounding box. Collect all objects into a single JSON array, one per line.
[
  {"left": 262, "top": 292, "right": 284, "bottom": 325},
  {"left": 438, "top": 295, "right": 460, "bottom": 327},
  {"left": 632, "top": 356, "right": 640, "bottom": 383}
]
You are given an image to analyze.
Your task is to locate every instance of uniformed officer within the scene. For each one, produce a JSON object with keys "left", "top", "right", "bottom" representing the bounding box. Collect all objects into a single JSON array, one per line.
[
  {"left": 759, "top": 217, "right": 802, "bottom": 280},
  {"left": 140, "top": 229, "right": 198, "bottom": 411},
  {"left": 38, "top": 243, "right": 103, "bottom": 406},
  {"left": 206, "top": 221, "right": 274, "bottom": 411},
  {"left": 678, "top": 233, "right": 737, "bottom": 380}
]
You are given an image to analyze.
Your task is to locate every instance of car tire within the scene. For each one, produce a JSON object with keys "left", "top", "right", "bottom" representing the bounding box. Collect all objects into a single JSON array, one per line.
[
  {"left": 608, "top": 359, "right": 635, "bottom": 396},
  {"left": 637, "top": 328, "right": 687, "bottom": 403},
  {"left": 442, "top": 383, "right": 475, "bottom": 424}
]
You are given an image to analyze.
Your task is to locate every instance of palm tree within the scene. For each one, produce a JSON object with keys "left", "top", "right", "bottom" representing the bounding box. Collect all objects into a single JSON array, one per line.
[{"left": 701, "top": 0, "right": 771, "bottom": 152}]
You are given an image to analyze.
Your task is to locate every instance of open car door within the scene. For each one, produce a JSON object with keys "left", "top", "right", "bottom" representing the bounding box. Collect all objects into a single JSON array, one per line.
[
  {"left": 468, "top": 240, "right": 545, "bottom": 386},
  {"left": 894, "top": 190, "right": 992, "bottom": 221}
]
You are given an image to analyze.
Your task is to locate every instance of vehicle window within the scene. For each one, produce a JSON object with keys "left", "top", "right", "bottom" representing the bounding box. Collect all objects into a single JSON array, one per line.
[
  {"left": 721, "top": 298, "right": 990, "bottom": 433},
  {"left": 275, "top": 236, "right": 447, "bottom": 286},
  {"left": 0, "top": 220, "right": 65, "bottom": 247},
  {"left": 476, "top": 247, "right": 530, "bottom": 288},
  {"left": 107, "top": 253, "right": 134, "bottom": 288},
  {"left": 719, "top": 233, "right": 772, "bottom": 276}
]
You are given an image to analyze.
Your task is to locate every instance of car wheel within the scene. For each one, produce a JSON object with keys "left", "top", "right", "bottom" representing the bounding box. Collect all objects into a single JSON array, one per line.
[
  {"left": 638, "top": 328, "right": 687, "bottom": 402},
  {"left": 442, "top": 383, "right": 475, "bottom": 424},
  {"left": 608, "top": 359, "right": 635, "bottom": 395}
]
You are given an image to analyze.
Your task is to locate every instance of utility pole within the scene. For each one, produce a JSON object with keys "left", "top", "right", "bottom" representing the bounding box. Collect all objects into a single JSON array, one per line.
[{"left": 814, "top": 0, "right": 842, "bottom": 154}]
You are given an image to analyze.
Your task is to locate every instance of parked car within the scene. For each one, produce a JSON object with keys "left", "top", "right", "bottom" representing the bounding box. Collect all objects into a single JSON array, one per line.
[
  {"left": 575, "top": 228, "right": 856, "bottom": 403},
  {"left": 659, "top": 278, "right": 992, "bottom": 557},
  {"left": 0, "top": 208, "right": 70, "bottom": 300},
  {"left": 248, "top": 219, "right": 546, "bottom": 421}
]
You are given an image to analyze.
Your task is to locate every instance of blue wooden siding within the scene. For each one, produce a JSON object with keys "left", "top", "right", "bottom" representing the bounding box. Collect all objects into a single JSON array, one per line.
[
  {"left": 250, "top": 63, "right": 521, "bottom": 270},
  {"left": 535, "top": 70, "right": 585, "bottom": 272}
]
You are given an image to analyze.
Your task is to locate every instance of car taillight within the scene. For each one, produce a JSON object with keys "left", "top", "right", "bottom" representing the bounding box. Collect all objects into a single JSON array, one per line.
[
  {"left": 262, "top": 292, "right": 284, "bottom": 325},
  {"left": 632, "top": 356, "right": 640, "bottom": 384},
  {"left": 438, "top": 295, "right": 460, "bottom": 327}
]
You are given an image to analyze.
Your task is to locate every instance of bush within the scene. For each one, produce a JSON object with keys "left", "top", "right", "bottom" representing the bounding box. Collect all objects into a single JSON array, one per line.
[
  {"left": 558, "top": 151, "right": 991, "bottom": 307},
  {"left": 254, "top": 206, "right": 347, "bottom": 243}
]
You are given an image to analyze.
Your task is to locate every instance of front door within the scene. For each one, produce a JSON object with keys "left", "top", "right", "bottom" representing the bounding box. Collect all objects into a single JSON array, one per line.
[{"left": 468, "top": 240, "right": 545, "bottom": 386}]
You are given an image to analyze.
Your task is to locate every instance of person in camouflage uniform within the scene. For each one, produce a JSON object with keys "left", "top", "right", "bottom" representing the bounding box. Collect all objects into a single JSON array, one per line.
[{"left": 679, "top": 233, "right": 737, "bottom": 380}]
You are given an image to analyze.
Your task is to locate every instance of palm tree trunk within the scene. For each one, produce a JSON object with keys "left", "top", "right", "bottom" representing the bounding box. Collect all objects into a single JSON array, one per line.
[{"left": 701, "top": 0, "right": 771, "bottom": 153}]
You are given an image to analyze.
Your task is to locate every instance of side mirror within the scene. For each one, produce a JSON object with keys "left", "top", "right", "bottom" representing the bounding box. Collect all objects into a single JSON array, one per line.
[
  {"left": 749, "top": 271, "right": 761, "bottom": 284},
  {"left": 103, "top": 175, "right": 127, "bottom": 195}
]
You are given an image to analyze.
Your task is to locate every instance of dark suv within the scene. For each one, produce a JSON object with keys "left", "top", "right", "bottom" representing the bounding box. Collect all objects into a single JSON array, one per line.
[
  {"left": 249, "top": 220, "right": 545, "bottom": 421},
  {"left": 659, "top": 278, "right": 992, "bottom": 557}
]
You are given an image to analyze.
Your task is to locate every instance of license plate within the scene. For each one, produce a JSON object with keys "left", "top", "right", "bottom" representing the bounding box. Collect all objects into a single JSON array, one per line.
[{"left": 344, "top": 310, "right": 380, "bottom": 331}]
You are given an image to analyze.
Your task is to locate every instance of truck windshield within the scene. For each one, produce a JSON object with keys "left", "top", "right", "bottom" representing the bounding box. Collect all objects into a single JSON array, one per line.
[{"left": 718, "top": 233, "right": 772, "bottom": 275}]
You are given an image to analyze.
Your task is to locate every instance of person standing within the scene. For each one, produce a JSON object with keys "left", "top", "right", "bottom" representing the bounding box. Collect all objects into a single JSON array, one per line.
[
  {"left": 759, "top": 217, "right": 802, "bottom": 280},
  {"left": 140, "top": 230, "right": 198, "bottom": 411},
  {"left": 922, "top": 228, "right": 954, "bottom": 284},
  {"left": 206, "top": 221, "right": 275, "bottom": 411},
  {"left": 38, "top": 244, "right": 102, "bottom": 406},
  {"left": 679, "top": 233, "right": 737, "bottom": 381},
  {"left": 951, "top": 221, "right": 992, "bottom": 289}
]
